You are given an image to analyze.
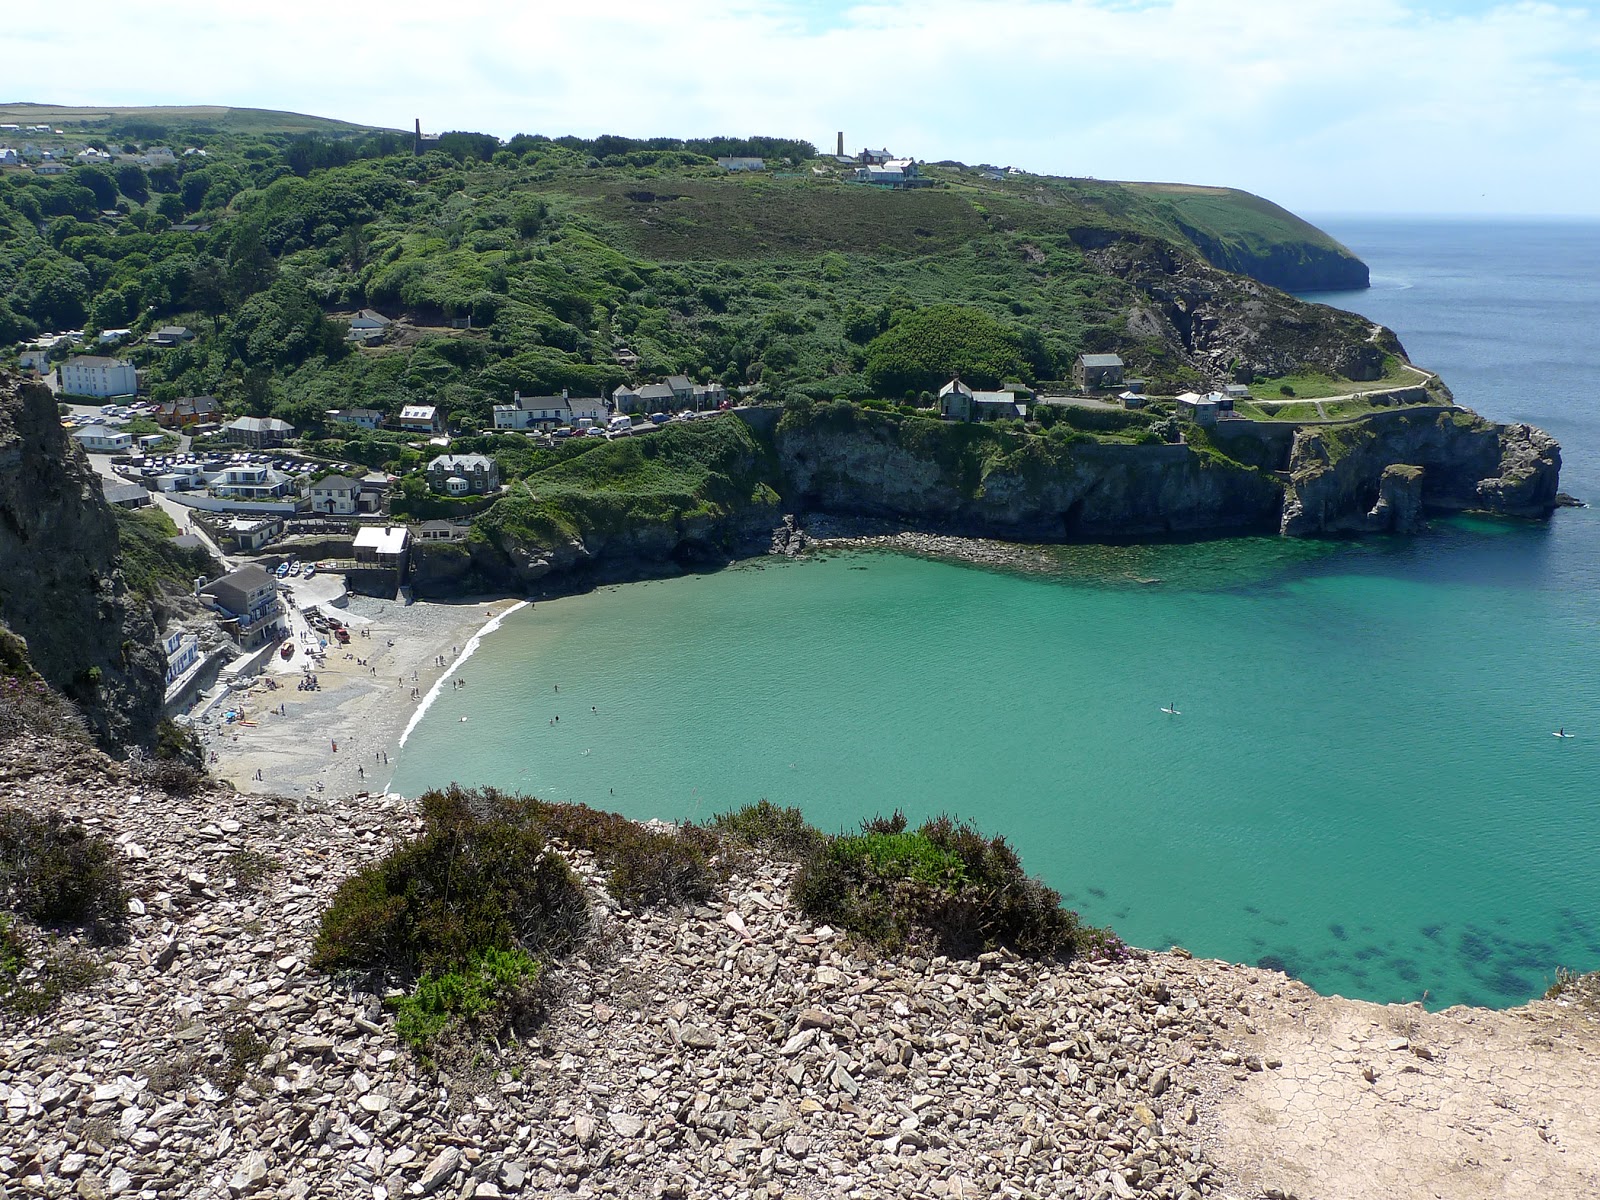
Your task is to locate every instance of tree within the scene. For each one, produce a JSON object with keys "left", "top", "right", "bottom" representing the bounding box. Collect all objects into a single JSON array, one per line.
[
  {"left": 186, "top": 256, "right": 229, "bottom": 332},
  {"left": 225, "top": 223, "right": 277, "bottom": 303},
  {"left": 114, "top": 163, "right": 149, "bottom": 204},
  {"left": 863, "top": 306, "right": 1028, "bottom": 398},
  {"left": 72, "top": 166, "right": 118, "bottom": 210}
]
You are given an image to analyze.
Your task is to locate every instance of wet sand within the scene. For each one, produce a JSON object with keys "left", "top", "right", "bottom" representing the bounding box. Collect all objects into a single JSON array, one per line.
[{"left": 198, "top": 595, "right": 522, "bottom": 801}]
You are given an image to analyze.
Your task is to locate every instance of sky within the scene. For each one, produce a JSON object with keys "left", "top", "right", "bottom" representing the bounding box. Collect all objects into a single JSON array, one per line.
[{"left": 7, "top": 0, "right": 1600, "bottom": 216}]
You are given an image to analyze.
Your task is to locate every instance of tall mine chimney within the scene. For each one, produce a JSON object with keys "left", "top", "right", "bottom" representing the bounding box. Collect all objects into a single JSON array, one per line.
[{"left": 837, "top": 131, "right": 844, "bottom": 158}]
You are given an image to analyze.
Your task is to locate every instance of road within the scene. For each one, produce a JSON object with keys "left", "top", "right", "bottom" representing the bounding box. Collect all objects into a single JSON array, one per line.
[{"left": 64, "top": 402, "right": 231, "bottom": 568}]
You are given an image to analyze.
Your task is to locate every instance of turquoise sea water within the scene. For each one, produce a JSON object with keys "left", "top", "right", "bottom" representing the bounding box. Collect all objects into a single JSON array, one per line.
[{"left": 394, "top": 219, "right": 1600, "bottom": 1010}]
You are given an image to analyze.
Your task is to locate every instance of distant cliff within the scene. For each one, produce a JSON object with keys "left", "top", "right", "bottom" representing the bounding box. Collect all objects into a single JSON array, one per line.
[
  {"left": 0, "top": 372, "right": 165, "bottom": 749},
  {"left": 412, "top": 402, "right": 1562, "bottom": 598}
]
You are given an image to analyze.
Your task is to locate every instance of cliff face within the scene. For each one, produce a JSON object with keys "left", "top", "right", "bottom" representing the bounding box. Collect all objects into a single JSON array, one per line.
[
  {"left": 1078, "top": 234, "right": 1395, "bottom": 384},
  {"left": 1175, "top": 222, "right": 1370, "bottom": 293},
  {"left": 1280, "top": 409, "right": 1563, "bottom": 535},
  {"left": 0, "top": 372, "right": 165, "bottom": 749},
  {"left": 774, "top": 405, "right": 1283, "bottom": 538}
]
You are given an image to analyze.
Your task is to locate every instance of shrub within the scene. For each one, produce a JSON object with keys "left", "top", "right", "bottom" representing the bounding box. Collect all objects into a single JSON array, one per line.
[
  {"left": 390, "top": 946, "right": 543, "bottom": 1050},
  {"left": 707, "top": 800, "right": 825, "bottom": 860},
  {"left": 313, "top": 787, "right": 589, "bottom": 980},
  {"left": 0, "top": 917, "right": 104, "bottom": 1017},
  {"left": 0, "top": 807, "right": 126, "bottom": 942},
  {"left": 126, "top": 748, "right": 206, "bottom": 796},
  {"left": 792, "top": 812, "right": 1102, "bottom": 961}
]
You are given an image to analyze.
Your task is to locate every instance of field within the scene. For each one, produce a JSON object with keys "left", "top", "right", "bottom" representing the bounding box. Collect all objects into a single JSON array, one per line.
[{"left": 0, "top": 103, "right": 392, "bottom": 135}]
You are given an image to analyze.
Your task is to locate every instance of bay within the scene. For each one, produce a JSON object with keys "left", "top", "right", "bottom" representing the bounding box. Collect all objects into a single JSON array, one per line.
[{"left": 393, "top": 219, "right": 1600, "bottom": 1009}]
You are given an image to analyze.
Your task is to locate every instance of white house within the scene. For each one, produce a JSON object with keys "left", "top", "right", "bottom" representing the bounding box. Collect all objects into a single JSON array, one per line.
[
  {"left": 212, "top": 465, "right": 295, "bottom": 499},
  {"left": 0, "top": 148, "right": 17, "bottom": 166},
  {"left": 60, "top": 355, "right": 137, "bottom": 398},
  {"left": 567, "top": 396, "right": 606, "bottom": 425},
  {"left": 493, "top": 391, "right": 569, "bottom": 430},
  {"left": 937, "top": 377, "right": 974, "bottom": 420},
  {"left": 72, "top": 425, "right": 134, "bottom": 453},
  {"left": 162, "top": 629, "right": 201, "bottom": 686},
  {"left": 75, "top": 147, "right": 112, "bottom": 165},
  {"left": 325, "top": 407, "right": 382, "bottom": 430},
  {"left": 398, "top": 404, "right": 442, "bottom": 433},
  {"left": 348, "top": 309, "right": 392, "bottom": 332},
  {"left": 716, "top": 157, "right": 765, "bottom": 172},
  {"left": 18, "top": 348, "right": 49, "bottom": 373},
  {"left": 308, "top": 474, "right": 361, "bottom": 515}
]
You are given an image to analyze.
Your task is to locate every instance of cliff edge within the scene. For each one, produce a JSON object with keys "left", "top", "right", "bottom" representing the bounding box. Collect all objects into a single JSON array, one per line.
[
  {"left": 0, "top": 371, "right": 165, "bottom": 749},
  {"left": 3, "top": 729, "right": 1597, "bottom": 1200}
]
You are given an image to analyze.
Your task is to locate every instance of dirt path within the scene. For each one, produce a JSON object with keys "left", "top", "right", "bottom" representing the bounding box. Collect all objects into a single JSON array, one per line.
[{"left": 1171, "top": 960, "right": 1600, "bottom": 1199}]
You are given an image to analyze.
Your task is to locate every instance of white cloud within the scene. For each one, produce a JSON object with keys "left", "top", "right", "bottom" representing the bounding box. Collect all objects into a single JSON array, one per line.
[{"left": 7, "top": 0, "right": 1599, "bottom": 213}]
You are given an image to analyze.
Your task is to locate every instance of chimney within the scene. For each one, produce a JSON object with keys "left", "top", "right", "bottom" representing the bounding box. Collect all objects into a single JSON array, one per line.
[{"left": 836, "top": 131, "right": 844, "bottom": 157}]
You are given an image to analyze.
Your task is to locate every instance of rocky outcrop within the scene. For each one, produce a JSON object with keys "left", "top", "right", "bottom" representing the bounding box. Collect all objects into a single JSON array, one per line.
[
  {"left": 774, "top": 405, "right": 1284, "bottom": 539},
  {"left": 409, "top": 504, "right": 781, "bottom": 599},
  {"left": 1082, "top": 234, "right": 1394, "bottom": 386},
  {"left": 1280, "top": 409, "right": 1563, "bottom": 535},
  {"left": 0, "top": 371, "right": 164, "bottom": 749}
]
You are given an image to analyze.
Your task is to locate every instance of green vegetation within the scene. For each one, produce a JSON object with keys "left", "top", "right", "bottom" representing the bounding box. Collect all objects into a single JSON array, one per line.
[
  {"left": 112, "top": 506, "right": 216, "bottom": 602},
  {"left": 390, "top": 947, "right": 542, "bottom": 1050},
  {"left": 0, "top": 625, "right": 87, "bottom": 744},
  {"left": 1249, "top": 355, "right": 1418, "bottom": 402},
  {"left": 2, "top": 110, "right": 1370, "bottom": 442},
  {"left": 863, "top": 305, "right": 1028, "bottom": 397},
  {"left": 0, "top": 805, "right": 125, "bottom": 1015},
  {"left": 473, "top": 416, "right": 779, "bottom": 552},
  {"left": 790, "top": 811, "right": 1105, "bottom": 959}
]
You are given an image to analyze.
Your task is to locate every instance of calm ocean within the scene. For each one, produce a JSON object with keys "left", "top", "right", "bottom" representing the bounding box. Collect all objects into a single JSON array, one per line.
[{"left": 393, "top": 219, "right": 1600, "bottom": 1009}]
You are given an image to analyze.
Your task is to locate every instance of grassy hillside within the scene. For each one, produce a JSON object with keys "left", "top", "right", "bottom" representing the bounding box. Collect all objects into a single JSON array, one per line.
[
  {"left": 0, "top": 103, "right": 393, "bottom": 136},
  {"left": 0, "top": 117, "right": 1383, "bottom": 448}
]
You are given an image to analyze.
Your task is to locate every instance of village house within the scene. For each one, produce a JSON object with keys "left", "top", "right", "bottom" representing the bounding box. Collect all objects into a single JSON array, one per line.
[
  {"left": 715, "top": 157, "right": 764, "bottom": 172},
  {"left": 308, "top": 474, "right": 361, "bottom": 515},
  {"left": 348, "top": 309, "right": 392, "bottom": 332},
  {"left": 198, "top": 564, "right": 283, "bottom": 649},
  {"left": 858, "top": 147, "right": 894, "bottom": 165},
  {"left": 397, "top": 404, "right": 443, "bottom": 434},
  {"left": 18, "top": 348, "right": 50, "bottom": 373},
  {"left": 145, "top": 325, "right": 193, "bottom": 347},
  {"left": 853, "top": 159, "right": 930, "bottom": 189},
  {"left": 33, "top": 163, "right": 68, "bottom": 176},
  {"left": 156, "top": 395, "right": 219, "bottom": 429},
  {"left": 1074, "top": 353, "right": 1125, "bottom": 391},
  {"left": 162, "top": 628, "right": 201, "bottom": 686},
  {"left": 72, "top": 425, "right": 134, "bottom": 453},
  {"left": 353, "top": 525, "right": 410, "bottom": 568},
  {"left": 663, "top": 375, "right": 693, "bottom": 405},
  {"left": 972, "top": 390, "right": 1025, "bottom": 420},
  {"left": 415, "top": 519, "right": 470, "bottom": 542},
  {"left": 0, "top": 148, "right": 17, "bottom": 167},
  {"left": 219, "top": 515, "right": 284, "bottom": 552},
  {"left": 358, "top": 472, "right": 390, "bottom": 514},
  {"left": 425, "top": 453, "right": 500, "bottom": 496},
  {"left": 1175, "top": 391, "right": 1234, "bottom": 426},
  {"left": 611, "top": 385, "right": 641, "bottom": 414},
  {"left": 75, "top": 147, "right": 112, "bottom": 165},
  {"left": 493, "top": 391, "right": 570, "bottom": 431},
  {"left": 636, "top": 383, "right": 677, "bottom": 413},
  {"left": 567, "top": 395, "right": 606, "bottom": 426},
  {"left": 100, "top": 479, "right": 150, "bottom": 508},
  {"left": 937, "top": 378, "right": 973, "bottom": 421},
  {"left": 325, "top": 407, "right": 382, "bottom": 430},
  {"left": 223, "top": 415, "right": 295, "bottom": 448},
  {"left": 212, "top": 464, "right": 296, "bottom": 500},
  {"left": 60, "top": 355, "right": 137, "bottom": 398}
]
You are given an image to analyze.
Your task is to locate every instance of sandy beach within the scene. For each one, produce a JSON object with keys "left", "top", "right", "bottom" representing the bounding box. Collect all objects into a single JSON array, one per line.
[{"left": 196, "top": 594, "right": 524, "bottom": 801}]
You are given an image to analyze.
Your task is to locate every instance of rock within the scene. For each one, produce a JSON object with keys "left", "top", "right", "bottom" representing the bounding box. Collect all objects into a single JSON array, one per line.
[
  {"left": 227, "top": 1152, "right": 268, "bottom": 1196},
  {"left": 796, "top": 1009, "right": 836, "bottom": 1031},
  {"left": 783, "top": 1134, "right": 810, "bottom": 1158},
  {"left": 417, "top": 1148, "right": 461, "bottom": 1196},
  {"left": 608, "top": 1112, "right": 646, "bottom": 1138},
  {"left": 678, "top": 1025, "right": 718, "bottom": 1050}
]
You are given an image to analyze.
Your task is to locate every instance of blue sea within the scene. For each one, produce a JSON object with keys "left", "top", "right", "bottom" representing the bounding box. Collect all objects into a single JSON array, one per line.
[{"left": 393, "top": 219, "right": 1600, "bottom": 1010}]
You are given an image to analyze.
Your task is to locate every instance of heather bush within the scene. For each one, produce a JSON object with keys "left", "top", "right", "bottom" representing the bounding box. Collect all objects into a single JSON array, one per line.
[
  {"left": 709, "top": 799, "right": 826, "bottom": 859},
  {"left": 312, "top": 787, "right": 589, "bottom": 980},
  {"left": 0, "top": 807, "right": 127, "bottom": 942},
  {"left": 792, "top": 812, "right": 1111, "bottom": 961}
]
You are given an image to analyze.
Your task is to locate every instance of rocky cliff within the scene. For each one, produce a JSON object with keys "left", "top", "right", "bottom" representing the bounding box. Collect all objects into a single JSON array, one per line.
[
  {"left": 0, "top": 371, "right": 165, "bottom": 749},
  {"left": 1280, "top": 408, "right": 1563, "bottom": 535},
  {"left": 774, "top": 404, "right": 1284, "bottom": 539}
]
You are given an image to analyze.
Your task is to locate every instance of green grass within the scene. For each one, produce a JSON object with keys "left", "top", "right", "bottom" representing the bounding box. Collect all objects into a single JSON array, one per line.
[
  {"left": 0, "top": 103, "right": 393, "bottom": 135},
  {"left": 113, "top": 506, "right": 216, "bottom": 601},
  {"left": 1251, "top": 355, "right": 1421, "bottom": 402}
]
